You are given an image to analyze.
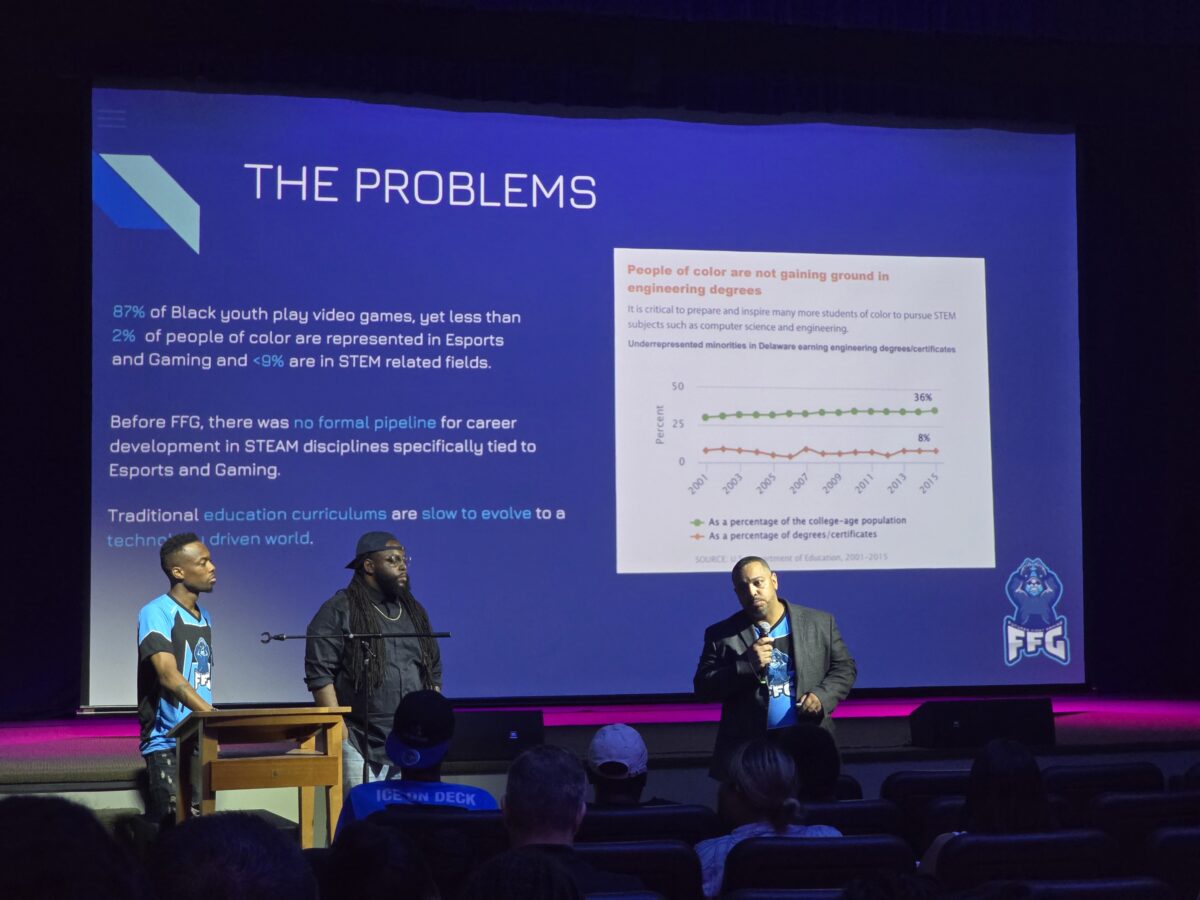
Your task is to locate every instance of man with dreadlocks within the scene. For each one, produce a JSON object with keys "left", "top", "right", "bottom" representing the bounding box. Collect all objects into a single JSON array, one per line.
[{"left": 305, "top": 531, "right": 442, "bottom": 791}]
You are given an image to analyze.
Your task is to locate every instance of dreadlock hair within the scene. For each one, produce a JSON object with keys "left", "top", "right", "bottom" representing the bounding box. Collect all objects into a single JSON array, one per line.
[{"left": 344, "top": 569, "right": 439, "bottom": 694}]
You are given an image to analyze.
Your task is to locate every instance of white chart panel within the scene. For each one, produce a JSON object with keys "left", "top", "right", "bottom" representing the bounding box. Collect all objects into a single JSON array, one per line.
[{"left": 615, "top": 248, "right": 995, "bottom": 574}]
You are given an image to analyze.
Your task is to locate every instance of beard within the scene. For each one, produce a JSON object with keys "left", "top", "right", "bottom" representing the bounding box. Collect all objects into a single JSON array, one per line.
[{"left": 378, "top": 572, "right": 411, "bottom": 600}]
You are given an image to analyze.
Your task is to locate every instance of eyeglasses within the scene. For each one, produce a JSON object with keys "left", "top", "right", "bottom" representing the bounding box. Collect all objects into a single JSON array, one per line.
[{"left": 378, "top": 554, "right": 411, "bottom": 567}]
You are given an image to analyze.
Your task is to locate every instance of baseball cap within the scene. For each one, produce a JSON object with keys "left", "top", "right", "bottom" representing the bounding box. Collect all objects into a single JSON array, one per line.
[
  {"left": 345, "top": 531, "right": 402, "bottom": 568},
  {"left": 586, "top": 723, "right": 648, "bottom": 778},
  {"left": 384, "top": 690, "right": 456, "bottom": 770}
]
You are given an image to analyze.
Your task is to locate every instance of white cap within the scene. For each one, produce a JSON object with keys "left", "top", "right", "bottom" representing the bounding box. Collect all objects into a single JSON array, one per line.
[{"left": 587, "top": 723, "right": 648, "bottom": 778}]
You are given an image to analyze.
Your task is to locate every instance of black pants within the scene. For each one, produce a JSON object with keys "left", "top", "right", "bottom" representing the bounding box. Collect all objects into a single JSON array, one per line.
[{"left": 143, "top": 749, "right": 178, "bottom": 825}]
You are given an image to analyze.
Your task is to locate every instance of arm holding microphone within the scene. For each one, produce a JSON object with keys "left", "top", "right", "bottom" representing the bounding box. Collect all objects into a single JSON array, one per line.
[
  {"left": 693, "top": 617, "right": 773, "bottom": 701},
  {"left": 693, "top": 610, "right": 780, "bottom": 781}
]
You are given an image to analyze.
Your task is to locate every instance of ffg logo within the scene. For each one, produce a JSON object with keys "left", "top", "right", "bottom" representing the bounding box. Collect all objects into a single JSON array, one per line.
[{"left": 1003, "top": 558, "right": 1069, "bottom": 666}]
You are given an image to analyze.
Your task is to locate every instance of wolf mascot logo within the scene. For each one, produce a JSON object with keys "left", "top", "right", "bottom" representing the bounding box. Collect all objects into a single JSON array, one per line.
[
  {"left": 193, "top": 637, "right": 213, "bottom": 689},
  {"left": 1004, "top": 558, "right": 1069, "bottom": 665}
]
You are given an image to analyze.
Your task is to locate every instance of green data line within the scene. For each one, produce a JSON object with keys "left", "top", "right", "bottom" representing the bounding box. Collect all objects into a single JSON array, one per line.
[{"left": 700, "top": 406, "right": 939, "bottom": 421}]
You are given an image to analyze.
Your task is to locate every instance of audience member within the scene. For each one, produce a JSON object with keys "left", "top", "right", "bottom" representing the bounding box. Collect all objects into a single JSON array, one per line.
[
  {"left": 504, "top": 744, "right": 645, "bottom": 894},
  {"left": 0, "top": 795, "right": 148, "bottom": 899},
  {"left": 148, "top": 811, "right": 317, "bottom": 900},
  {"left": 323, "top": 818, "right": 439, "bottom": 900},
  {"left": 696, "top": 738, "right": 840, "bottom": 898},
  {"left": 585, "top": 722, "right": 673, "bottom": 807},
  {"left": 335, "top": 689, "right": 498, "bottom": 838},
  {"left": 772, "top": 722, "right": 843, "bottom": 801},
  {"left": 460, "top": 847, "right": 583, "bottom": 900},
  {"left": 921, "top": 738, "right": 1057, "bottom": 877}
]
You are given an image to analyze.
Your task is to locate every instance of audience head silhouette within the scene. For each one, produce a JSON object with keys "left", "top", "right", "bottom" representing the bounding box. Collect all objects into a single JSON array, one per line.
[
  {"left": 773, "top": 723, "right": 842, "bottom": 801},
  {"left": 964, "top": 738, "right": 1056, "bottom": 834},
  {"left": 149, "top": 811, "right": 317, "bottom": 900},
  {"left": 0, "top": 795, "right": 147, "bottom": 899},
  {"left": 720, "top": 738, "right": 801, "bottom": 832},
  {"left": 324, "top": 818, "right": 439, "bottom": 900},
  {"left": 586, "top": 723, "right": 650, "bottom": 806},
  {"left": 504, "top": 744, "right": 588, "bottom": 846}
]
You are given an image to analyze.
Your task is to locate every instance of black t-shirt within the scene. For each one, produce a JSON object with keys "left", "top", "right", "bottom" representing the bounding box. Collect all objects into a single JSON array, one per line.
[{"left": 303, "top": 584, "right": 440, "bottom": 764}]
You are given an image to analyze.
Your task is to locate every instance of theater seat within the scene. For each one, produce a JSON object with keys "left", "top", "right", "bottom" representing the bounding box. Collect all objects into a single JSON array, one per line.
[
  {"left": 1176, "top": 760, "right": 1200, "bottom": 791},
  {"left": 833, "top": 773, "right": 863, "bottom": 800},
  {"left": 721, "top": 891, "right": 844, "bottom": 900},
  {"left": 578, "top": 804, "right": 722, "bottom": 845},
  {"left": 1088, "top": 789, "right": 1200, "bottom": 873},
  {"left": 914, "top": 794, "right": 965, "bottom": 851},
  {"left": 365, "top": 807, "right": 508, "bottom": 895},
  {"left": 1145, "top": 825, "right": 1200, "bottom": 900},
  {"left": 878, "top": 769, "right": 971, "bottom": 851},
  {"left": 879, "top": 769, "right": 972, "bottom": 806},
  {"left": 919, "top": 793, "right": 1070, "bottom": 851},
  {"left": 1005, "top": 877, "right": 1174, "bottom": 899},
  {"left": 721, "top": 834, "right": 914, "bottom": 892},
  {"left": 574, "top": 839, "right": 703, "bottom": 900},
  {"left": 795, "top": 799, "right": 904, "bottom": 838},
  {"left": 932, "top": 829, "right": 1118, "bottom": 890},
  {"left": 1042, "top": 761, "right": 1164, "bottom": 827}
]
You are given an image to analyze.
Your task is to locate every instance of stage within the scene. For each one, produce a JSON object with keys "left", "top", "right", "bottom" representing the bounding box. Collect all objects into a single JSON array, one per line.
[{"left": 2, "top": 694, "right": 1199, "bottom": 798}]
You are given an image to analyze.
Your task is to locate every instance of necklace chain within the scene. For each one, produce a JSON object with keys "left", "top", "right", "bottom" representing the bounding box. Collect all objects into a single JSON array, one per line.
[{"left": 372, "top": 602, "right": 403, "bottom": 622}]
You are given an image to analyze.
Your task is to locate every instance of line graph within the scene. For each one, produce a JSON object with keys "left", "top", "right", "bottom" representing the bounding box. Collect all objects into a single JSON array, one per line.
[{"left": 614, "top": 247, "right": 996, "bottom": 573}]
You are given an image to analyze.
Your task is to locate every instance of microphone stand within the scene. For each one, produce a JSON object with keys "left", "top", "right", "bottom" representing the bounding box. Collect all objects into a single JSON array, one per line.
[
  {"left": 261, "top": 632, "right": 452, "bottom": 642},
  {"left": 359, "top": 638, "right": 375, "bottom": 786}
]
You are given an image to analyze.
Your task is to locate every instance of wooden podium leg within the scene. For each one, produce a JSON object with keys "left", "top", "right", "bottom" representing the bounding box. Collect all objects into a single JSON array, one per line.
[
  {"left": 298, "top": 786, "right": 315, "bottom": 848},
  {"left": 197, "top": 731, "right": 218, "bottom": 816},
  {"left": 297, "top": 730, "right": 319, "bottom": 848},
  {"left": 326, "top": 718, "right": 345, "bottom": 843}
]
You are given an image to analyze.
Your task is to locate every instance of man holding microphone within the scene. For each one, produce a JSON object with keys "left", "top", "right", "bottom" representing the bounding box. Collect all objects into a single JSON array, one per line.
[{"left": 694, "top": 556, "right": 856, "bottom": 781}]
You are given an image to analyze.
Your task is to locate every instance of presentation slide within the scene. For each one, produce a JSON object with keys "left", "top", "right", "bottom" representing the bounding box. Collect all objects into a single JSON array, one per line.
[{"left": 90, "top": 88, "right": 1083, "bottom": 705}]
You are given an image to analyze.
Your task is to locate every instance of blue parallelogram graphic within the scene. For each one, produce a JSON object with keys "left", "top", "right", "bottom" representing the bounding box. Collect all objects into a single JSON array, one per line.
[{"left": 92, "top": 153, "right": 200, "bottom": 253}]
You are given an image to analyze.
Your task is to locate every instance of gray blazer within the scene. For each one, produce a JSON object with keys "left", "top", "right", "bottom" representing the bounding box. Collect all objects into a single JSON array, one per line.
[{"left": 693, "top": 599, "right": 857, "bottom": 780}]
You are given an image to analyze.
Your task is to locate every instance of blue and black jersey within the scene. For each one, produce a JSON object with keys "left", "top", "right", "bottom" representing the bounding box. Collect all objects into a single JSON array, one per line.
[
  {"left": 765, "top": 615, "right": 796, "bottom": 729},
  {"left": 336, "top": 779, "right": 498, "bottom": 839},
  {"left": 137, "top": 594, "right": 213, "bottom": 755}
]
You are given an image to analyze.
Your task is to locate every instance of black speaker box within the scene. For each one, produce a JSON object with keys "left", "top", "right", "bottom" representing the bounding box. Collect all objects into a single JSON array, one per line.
[
  {"left": 445, "top": 709, "right": 544, "bottom": 762},
  {"left": 909, "top": 698, "right": 1055, "bottom": 748}
]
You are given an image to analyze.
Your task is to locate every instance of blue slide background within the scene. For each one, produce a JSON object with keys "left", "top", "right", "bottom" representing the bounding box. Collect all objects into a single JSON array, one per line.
[{"left": 89, "top": 88, "right": 1081, "bottom": 705}]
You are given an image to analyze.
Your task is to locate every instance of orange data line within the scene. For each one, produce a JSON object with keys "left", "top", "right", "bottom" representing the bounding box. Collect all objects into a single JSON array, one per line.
[{"left": 701, "top": 445, "right": 940, "bottom": 460}]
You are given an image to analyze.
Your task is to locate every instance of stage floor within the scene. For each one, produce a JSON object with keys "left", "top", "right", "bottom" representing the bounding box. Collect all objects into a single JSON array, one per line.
[
  {"left": 527, "top": 695, "right": 1200, "bottom": 747},
  {"left": 2, "top": 694, "right": 1199, "bottom": 791}
]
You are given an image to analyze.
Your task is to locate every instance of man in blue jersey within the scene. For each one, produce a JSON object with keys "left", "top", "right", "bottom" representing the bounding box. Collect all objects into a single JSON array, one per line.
[
  {"left": 137, "top": 532, "right": 217, "bottom": 825},
  {"left": 335, "top": 689, "right": 497, "bottom": 838}
]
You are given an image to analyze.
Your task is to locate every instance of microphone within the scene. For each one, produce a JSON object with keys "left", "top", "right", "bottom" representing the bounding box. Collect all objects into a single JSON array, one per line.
[{"left": 755, "top": 620, "right": 771, "bottom": 685}]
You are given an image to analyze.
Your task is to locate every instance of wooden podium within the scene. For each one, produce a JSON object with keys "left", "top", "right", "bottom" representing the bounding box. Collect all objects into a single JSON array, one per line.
[{"left": 168, "top": 706, "right": 350, "bottom": 847}]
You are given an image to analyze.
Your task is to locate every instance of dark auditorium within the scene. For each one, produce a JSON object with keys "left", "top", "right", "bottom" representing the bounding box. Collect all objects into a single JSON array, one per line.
[{"left": 3, "top": 3, "right": 1200, "bottom": 899}]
